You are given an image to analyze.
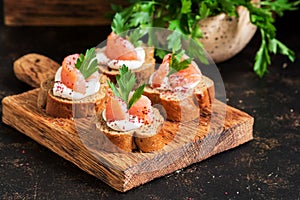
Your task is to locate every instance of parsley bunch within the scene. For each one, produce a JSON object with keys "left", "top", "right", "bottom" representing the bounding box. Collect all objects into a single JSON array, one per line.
[{"left": 111, "top": 0, "right": 300, "bottom": 77}]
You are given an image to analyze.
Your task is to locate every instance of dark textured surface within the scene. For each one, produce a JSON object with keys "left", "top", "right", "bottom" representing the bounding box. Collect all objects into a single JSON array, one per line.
[{"left": 0, "top": 8, "right": 299, "bottom": 200}]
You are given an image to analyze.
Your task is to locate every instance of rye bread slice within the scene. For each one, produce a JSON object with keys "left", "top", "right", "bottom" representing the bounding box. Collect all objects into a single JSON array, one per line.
[
  {"left": 41, "top": 75, "right": 109, "bottom": 118},
  {"left": 143, "top": 76, "right": 215, "bottom": 122},
  {"left": 98, "top": 46, "right": 155, "bottom": 87}
]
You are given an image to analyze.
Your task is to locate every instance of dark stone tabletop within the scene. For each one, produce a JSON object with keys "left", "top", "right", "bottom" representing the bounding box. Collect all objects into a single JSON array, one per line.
[{"left": 0, "top": 4, "right": 299, "bottom": 200}]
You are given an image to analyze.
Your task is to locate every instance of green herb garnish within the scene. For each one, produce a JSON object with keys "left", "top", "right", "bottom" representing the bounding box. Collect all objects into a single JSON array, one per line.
[
  {"left": 111, "top": 13, "right": 128, "bottom": 34},
  {"left": 168, "top": 51, "right": 193, "bottom": 76},
  {"left": 107, "top": 65, "right": 145, "bottom": 109},
  {"left": 110, "top": 0, "right": 300, "bottom": 77},
  {"left": 128, "top": 28, "right": 147, "bottom": 47},
  {"left": 167, "top": 35, "right": 193, "bottom": 76},
  {"left": 75, "top": 47, "right": 98, "bottom": 79},
  {"left": 112, "top": 13, "right": 147, "bottom": 47}
]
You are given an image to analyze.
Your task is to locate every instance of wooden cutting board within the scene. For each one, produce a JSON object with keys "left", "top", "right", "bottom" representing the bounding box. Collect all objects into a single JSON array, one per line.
[{"left": 2, "top": 88, "right": 253, "bottom": 192}]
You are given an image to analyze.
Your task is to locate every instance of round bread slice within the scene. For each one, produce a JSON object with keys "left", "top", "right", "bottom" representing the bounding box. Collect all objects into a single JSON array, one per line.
[
  {"left": 96, "top": 113, "right": 136, "bottom": 152},
  {"left": 43, "top": 75, "right": 109, "bottom": 118},
  {"left": 143, "top": 76, "right": 215, "bottom": 122},
  {"left": 194, "top": 76, "right": 215, "bottom": 108},
  {"left": 134, "top": 119, "right": 178, "bottom": 153},
  {"left": 98, "top": 46, "right": 155, "bottom": 87},
  {"left": 37, "top": 78, "right": 54, "bottom": 109},
  {"left": 96, "top": 108, "right": 171, "bottom": 153}
]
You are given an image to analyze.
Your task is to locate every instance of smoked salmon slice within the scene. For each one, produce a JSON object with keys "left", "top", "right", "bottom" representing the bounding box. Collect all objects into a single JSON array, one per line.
[
  {"left": 129, "top": 95, "right": 154, "bottom": 125},
  {"left": 151, "top": 53, "right": 202, "bottom": 89},
  {"left": 105, "top": 32, "right": 138, "bottom": 61},
  {"left": 105, "top": 93, "right": 154, "bottom": 124},
  {"left": 151, "top": 54, "right": 171, "bottom": 88},
  {"left": 105, "top": 95, "right": 129, "bottom": 122},
  {"left": 61, "top": 54, "right": 87, "bottom": 94}
]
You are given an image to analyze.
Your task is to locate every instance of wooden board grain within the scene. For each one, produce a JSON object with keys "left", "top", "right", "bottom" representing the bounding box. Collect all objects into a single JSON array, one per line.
[
  {"left": 4, "top": 0, "right": 128, "bottom": 26},
  {"left": 2, "top": 89, "right": 253, "bottom": 192}
]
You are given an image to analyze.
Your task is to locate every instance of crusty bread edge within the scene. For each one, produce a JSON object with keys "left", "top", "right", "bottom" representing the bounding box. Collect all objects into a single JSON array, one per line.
[
  {"left": 41, "top": 75, "right": 109, "bottom": 118},
  {"left": 143, "top": 76, "right": 215, "bottom": 122},
  {"left": 98, "top": 46, "right": 156, "bottom": 86},
  {"left": 96, "top": 108, "right": 176, "bottom": 153}
]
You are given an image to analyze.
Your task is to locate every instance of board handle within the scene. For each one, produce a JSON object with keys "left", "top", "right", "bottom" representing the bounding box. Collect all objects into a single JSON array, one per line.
[{"left": 13, "top": 53, "right": 59, "bottom": 88}]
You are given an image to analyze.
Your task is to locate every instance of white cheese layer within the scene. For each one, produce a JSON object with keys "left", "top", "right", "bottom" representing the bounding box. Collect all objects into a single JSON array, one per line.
[
  {"left": 53, "top": 67, "right": 100, "bottom": 100},
  {"left": 102, "top": 110, "right": 144, "bottom": 132},
  {"left": 149, "top": 72, "right": 201, "bottom": 92},
  {"left": 96, "top": 47, "right": 145, "bottom": 70}
]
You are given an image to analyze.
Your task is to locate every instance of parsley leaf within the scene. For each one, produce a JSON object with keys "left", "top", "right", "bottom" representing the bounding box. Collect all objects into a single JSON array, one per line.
[
  {"left": 128, "top": 28, "right": 147, "bottom": 47},
  {"left": 181, "top": 0, "right": 192, "bottom": 14},
  {"left": 254, "top": 30, "right": 270, "bottom": 77},
  {"left": 75, "top": 48, "right": 98, "bottom": 79},
  {"left": 260, "top": 0, "right": 300, "bottom": 17},
  {"left": 111, "top": 13, "right": 128, "bottom": 34},
  {"left": 128, "top": 84, "right": 146, "bottom": 109},
  {"left": 168, "top": 50, "right": 193, "bottom": 76},
  {"left": 167, "top": 31, "right": 182, "bottom": 52},
  {"left": 107, "top": 65, "right": 145, "bottom": 109}
]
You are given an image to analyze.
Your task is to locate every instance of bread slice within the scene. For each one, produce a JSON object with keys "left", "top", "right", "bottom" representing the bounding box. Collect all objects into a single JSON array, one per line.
[
  {"left": 143, "top": 76, "right": 215, "bottom": 122},
  {"left": 96, "top": 112, "right": 136, "bottom": 152},
  {"left": 98, "top": 46, "right": 155, "bottom": 87},
  {"left": 37, "top": 78, "right": 54, "bottom": 109},
  {"left": 96, "top": 108, "right": 175, "bottom": 152},
  {"left": 194, "top": 76, "right": 215, "bottom": 108},
  {"left": 40, "top": 75, "right": 109, "bottom": 118},
  {"left": 135, "top": 119, "right": 178, "bottom": 153}
]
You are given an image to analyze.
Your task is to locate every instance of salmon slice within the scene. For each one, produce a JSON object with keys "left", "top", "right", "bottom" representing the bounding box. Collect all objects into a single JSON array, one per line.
[
  {"left": 61, "top": 54, "right": 87, "bottom": 94},
  {"left": 105, "top": 95, "right": 129, "bottom": 122},
  {"left": 151, "top": 54, "right": 171, "bottom": 88},
  {"left": 105, "top": 32, "right": 138, "bottom": 60},
  {"left": 129, "top": 95, "right": 154, "bottom": 124},
  {"left": 169, "top": 64, "right": 202, "bottom": 88},
  {"left": 151, "top": 53, "right": 202, "bottom": 89}
]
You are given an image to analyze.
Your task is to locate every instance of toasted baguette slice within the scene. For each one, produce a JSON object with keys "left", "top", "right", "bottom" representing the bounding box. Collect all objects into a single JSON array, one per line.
[
  {"left": 194, "top": 76, "right": 215, "bottom": 108},
  {"left": 37, "top": 78, "right": 54, "bottom": 109},
  {"left": 143, "top": 76, "right": 215, "bottom": 122},
  {"left": 41, "top": 75, "right": 109, "bottom": 118},
  {"left": 135, "top": 119, "right": 178, "bottom": 153},
  {"left": 98, "top": 46, "right": 155, "bottom": 87},
  {"left": 96, "top": 108, "right": 175, "bottom": 152},
  {"left": 96, "top": 112, "right": 137, "bottom": 152}
]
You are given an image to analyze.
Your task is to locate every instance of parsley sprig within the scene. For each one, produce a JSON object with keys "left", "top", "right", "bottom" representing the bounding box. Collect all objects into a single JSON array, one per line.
[
  {"left": 167, "top": 37, "right": 193, "bottom": 76},
  {"left": 107, "top": 65, "right": 145, "bottom": 109},
  {"left": 111, "top": 0, "right": 300, "bottom": 77},
  {"left": 75, "top": 48, "right": 98, "bottom": 79},
  {"left": 112, "top": 13, "right": 147, "bottom": 47},
  {"left": 168, "top": 52, "right": 193, "bottom": 76}
]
